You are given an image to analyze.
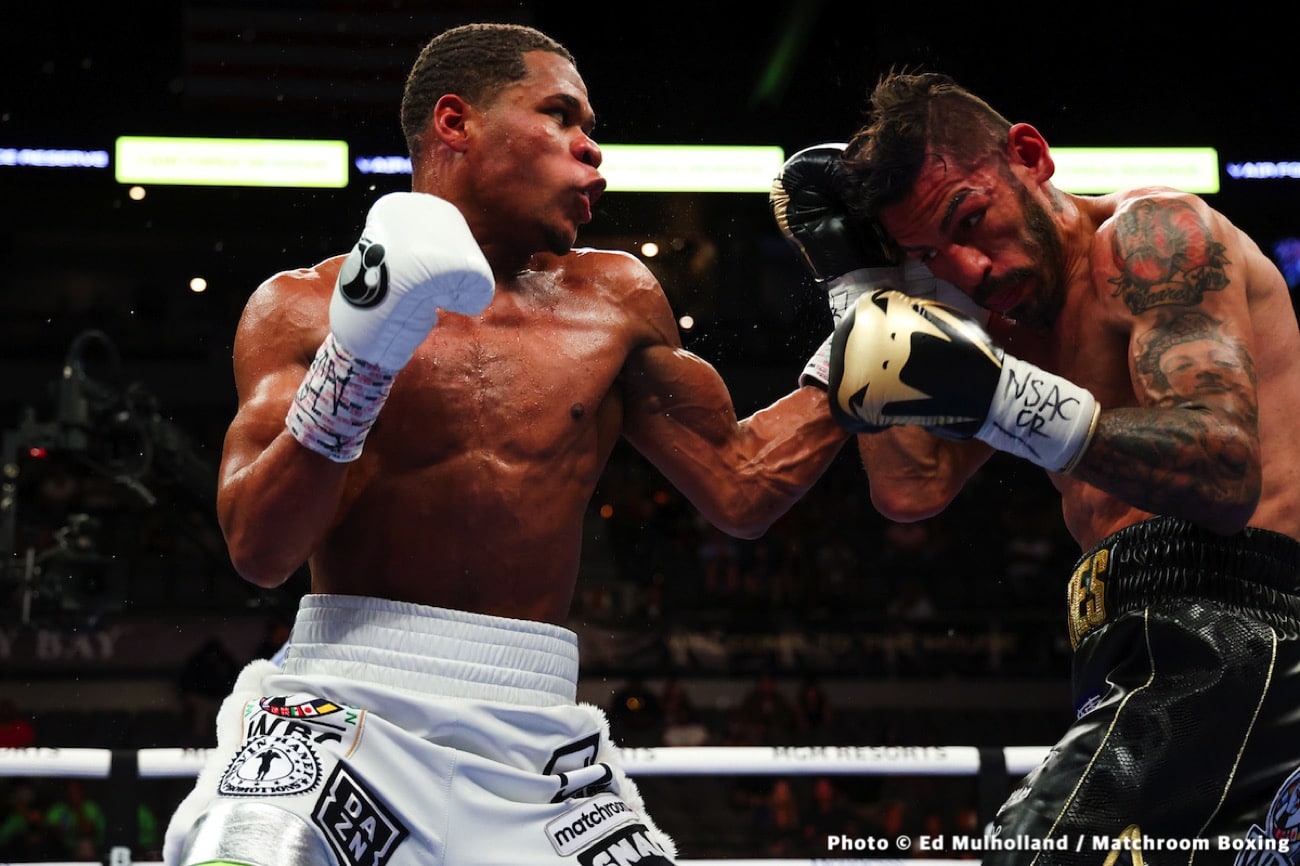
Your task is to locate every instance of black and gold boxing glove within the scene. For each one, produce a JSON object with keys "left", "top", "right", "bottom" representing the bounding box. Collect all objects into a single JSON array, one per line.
[
  {"left": 770, "top": 143, "right": 900, "bottom": 327},
  {"left": 828, "top": 290, "right": 1100, "bottom": 473}
]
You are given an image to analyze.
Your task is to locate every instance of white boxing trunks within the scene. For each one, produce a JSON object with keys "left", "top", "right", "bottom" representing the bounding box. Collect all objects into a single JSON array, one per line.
[{"left": 163, "top": 594, "right": 677, "bottom": 866}]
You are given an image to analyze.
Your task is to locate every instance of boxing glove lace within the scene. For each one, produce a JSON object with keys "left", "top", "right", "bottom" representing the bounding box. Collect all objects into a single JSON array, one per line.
[
  {"left": 828, "top": 290, "right": 1100, "bottom": 473},
  {"left": 286, "top": 193, "right": 495, "bottom": 462}
]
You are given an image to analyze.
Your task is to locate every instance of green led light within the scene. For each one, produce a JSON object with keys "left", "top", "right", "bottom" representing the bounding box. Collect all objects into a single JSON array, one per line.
[
  {"left": 107, "top": 140, "right": 1222, "bottom": 195},
  {"left": 599, "top": 144, "right": 786, "bottom": 193},
  {"left": 114, "top": 136, "right": 349, "bottom": 188},
  {"left": 1052, "top": 147, "right": 1219, "bottom": 194}
]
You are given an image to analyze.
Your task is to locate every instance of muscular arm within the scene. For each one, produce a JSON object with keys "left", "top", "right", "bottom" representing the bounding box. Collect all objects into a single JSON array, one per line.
[
  {"left": 618, "top": 269, "right": 850, "bottom": 539},
  {"left": 857, "top": 429, "right": 992, "bottom": 522},
  {"left": 217, "top": 272, "right": 348, "bottom": 587},
  {"left": 854, "top": 307, "right": 1024, "bottom": 522},
  {"left": 1070, "top": 195, "right": 1262, "bottom": 534}
]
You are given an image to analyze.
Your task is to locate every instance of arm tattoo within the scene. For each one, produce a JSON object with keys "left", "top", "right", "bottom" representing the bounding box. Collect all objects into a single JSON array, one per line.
[
  {"left": 1082, "top": 410, "right": 1256, "bottom": 517},
  {"left": 1075, "top": 310, "right": 1259, "bottom": 518},
  {"left": 1107, "top": 199, "right": 1231, "bottom": 314},
  {"left": 1132, "top": 310, "right": 1258, "bottom": 408}
]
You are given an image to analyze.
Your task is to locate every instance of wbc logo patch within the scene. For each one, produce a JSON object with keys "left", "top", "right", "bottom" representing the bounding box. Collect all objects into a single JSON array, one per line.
[{"left": 218, "top": 733, "right": 321, "bottom": 797}]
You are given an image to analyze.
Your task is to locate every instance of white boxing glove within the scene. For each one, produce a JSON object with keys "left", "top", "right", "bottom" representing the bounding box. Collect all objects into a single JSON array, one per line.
[
  {"left": 286, "top": 192, "right": 495, "bottom": 463},
  {"left": 330, "top": 192, "right": 495, "bottom": 371}
]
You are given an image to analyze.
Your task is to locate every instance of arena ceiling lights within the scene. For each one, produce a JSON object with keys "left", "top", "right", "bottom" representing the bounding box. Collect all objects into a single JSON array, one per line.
[
  {"left": 6, "top": 137, "right": 1226, "bottom": 195},
  {"left": 1051, "top": 147, "right": 1220, "bottom": 194},
  {"left": 114, "top": 136, "right": 350, "bottom": 188}
]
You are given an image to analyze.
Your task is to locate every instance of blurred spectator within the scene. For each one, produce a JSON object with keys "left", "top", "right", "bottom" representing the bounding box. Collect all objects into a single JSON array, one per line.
[
  {"left": 135, "top": 800, "right": 161, "bottom": 860},
  {"left": 0, "top": 699, "right": 36, "bottom": 748},
  {"left": 812, "top": 535, "right": 861, "bottom": 610},
  {"left": 732, "top": 673, "right": 796, "bottom": 745},
  {"left": 177, "top": 637, "right": 242, "bottom": 745},
  {"left": 886, "top": 577, "right": 937, "bottom": 622},
  {"left": 255, "top": 615, "right": 294, "bottom": 664},
  {"left": 40, "top": 779, "right": 159, "bottom": 862},
  {"left": 803, "top": 777, "right": 860, "bottom": 854},
  {"left": 660, "top": 679, "right": 710, "bottom": 747},
  {"left": 45, "top": 779, "right": 104, "bottom": 859},
  {"left": 913, "top": 809, "right": 948, "bottom": 859},
  {"left": 699, "top": 523, "right": 742, "bottom": 599},
  {"left": 999, "top": 488, "right": 1074, "bottom": 612},
  {"left": 0, "top": 781, "right": 62, "bottom": 861},
  {"left": 607, "top": 677, "right": 664, "bottom": 748},
  {"left": 874, "top": 776, "right": 945, "bottom": 845},
  {"left": 878, "top": 521, "right": 946, "bottom": 606},
  {"left": 794, "top": 677, "right": 835, "bottom": 745},
  {"left": 753, "top": 779, "right": 804, "bottom": 856}
]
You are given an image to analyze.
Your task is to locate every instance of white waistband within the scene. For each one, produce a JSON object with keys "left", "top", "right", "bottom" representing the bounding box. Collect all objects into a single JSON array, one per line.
[{"left": 280, "top": 594, "right": 580, "bottom": 707}]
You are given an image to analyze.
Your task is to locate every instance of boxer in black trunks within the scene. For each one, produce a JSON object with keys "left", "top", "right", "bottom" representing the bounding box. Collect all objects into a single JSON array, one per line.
[{"left": 771, "top": 71, "right": 1300, "bottom": 865}]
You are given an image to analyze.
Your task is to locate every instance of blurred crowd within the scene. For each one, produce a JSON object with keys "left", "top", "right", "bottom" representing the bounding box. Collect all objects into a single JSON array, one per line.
[
  {"left": 575, "top": 443, "right": 1078, "bottom": 669},
  {"left": 0, "top": 385, "right": 1084, "bottom": 861}
]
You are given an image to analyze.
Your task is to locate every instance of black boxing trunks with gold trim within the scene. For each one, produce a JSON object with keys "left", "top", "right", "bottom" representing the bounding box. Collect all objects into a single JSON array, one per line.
[
  {"left": 986, "top": 517, "right": 1300, "bottom": 866},
  {"left": 1067, "top": 516, "right": 1300, "bottom": 649}
]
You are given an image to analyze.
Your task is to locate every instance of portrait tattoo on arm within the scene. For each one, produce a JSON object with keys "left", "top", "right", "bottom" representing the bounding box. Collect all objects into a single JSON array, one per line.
[
  {"left": 1133, "top": 310, "right": 1258, "bottom": 410},
  {"left": 1107, "top": 199, "right": 1231, "bottom": 314},
  {"left": 1080, "top": 310, "right": 1258, "bottom": 516}
]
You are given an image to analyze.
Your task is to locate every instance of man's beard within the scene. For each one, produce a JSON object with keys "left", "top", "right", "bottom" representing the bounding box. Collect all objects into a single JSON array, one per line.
[{"left": 1000, "top": 182, "right": 1067, "bottom": 330}]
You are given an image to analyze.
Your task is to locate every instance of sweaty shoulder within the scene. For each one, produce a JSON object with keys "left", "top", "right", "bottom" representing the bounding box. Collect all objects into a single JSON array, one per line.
[
  {"left": 235, "top": 255, "right": 345, "bottom": 368},
  {"left": 540, "top": 247, "right": 677, "bottom": 339},
  {"left": 1090, "top": 187, "right": 1236, "bottom": 317},
  {"left": 551, "top": 247, "right": 662, "bottom": 293},
  {"left": 1094, "top": 186, "right": 1211, "bottom": 242}
]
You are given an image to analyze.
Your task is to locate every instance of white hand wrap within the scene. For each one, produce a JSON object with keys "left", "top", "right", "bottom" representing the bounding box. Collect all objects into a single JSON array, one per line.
[
  {"left": 826, "top": 266, "right": 902, "bottom": 327},
  {"left": 899, "top": 260, "right": 991, "bottom": 328},
  {"left": 974, "top": 355, "right": 1100, "bottom": 473},
  {"left": 828, "top": 261, "right": 989, "bottom": 331},
  {"left": 286, "top": 333, "right": 395, "bottom": 463},
  {"left": 799, "top": 332, "right": 834, "bottom": 389}
]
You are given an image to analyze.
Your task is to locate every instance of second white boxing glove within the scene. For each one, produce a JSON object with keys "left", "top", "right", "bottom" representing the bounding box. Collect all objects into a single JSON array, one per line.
[
  {"left": 330, "top": 192, "right": 495, "bottom": 372},
  {"left": 285, "top": 193, "right": 495, "bottom": 463}
]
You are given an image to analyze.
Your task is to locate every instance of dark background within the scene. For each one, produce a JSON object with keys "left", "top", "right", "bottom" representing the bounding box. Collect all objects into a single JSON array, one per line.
[
  {"left": 0, "top": 1, "right": 1296, "bottom": 622},
  {"left": 3, "top": 1, "right": 1296, "bottom": 363},
  {"left": 0, "top": 7, "right": 1296, "bottom": 847}
]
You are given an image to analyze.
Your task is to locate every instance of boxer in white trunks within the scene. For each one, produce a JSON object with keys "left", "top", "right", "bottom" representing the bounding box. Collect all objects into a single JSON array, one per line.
[{"left": 162, "top": 22, "right": 852, "bottom": 866}]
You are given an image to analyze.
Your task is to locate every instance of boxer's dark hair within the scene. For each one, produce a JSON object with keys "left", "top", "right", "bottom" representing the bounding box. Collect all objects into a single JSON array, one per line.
[
  {"left": 841, "top": 70, "right": 1012, "bottom": 219},
  {"left": 401, "top": 23, "right": 576, "bottom": 160}
]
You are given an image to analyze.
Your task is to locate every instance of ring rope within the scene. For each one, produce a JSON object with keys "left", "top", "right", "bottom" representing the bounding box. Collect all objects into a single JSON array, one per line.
[
  {"left": 0, "top": 745, "right": 1050, "bottom": 777},
  {"left": 8, "top": 861, "right": 980, "bottom": 866},
  {"left": 2, "top": 747, "right": 1024, "bottom": 866}
]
